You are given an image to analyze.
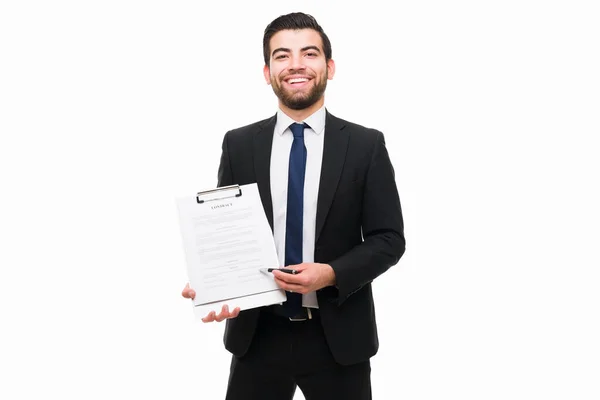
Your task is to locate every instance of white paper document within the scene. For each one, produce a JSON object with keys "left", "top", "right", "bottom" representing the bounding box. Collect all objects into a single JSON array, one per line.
[{"left": 176, "top": 183, "right": 286, "bottom": 319}]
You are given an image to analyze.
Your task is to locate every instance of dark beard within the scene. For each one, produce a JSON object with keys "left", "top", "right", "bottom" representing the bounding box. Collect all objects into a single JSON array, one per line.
[{"left": 272, "top": 78, "right": 328, "bottom": 110}]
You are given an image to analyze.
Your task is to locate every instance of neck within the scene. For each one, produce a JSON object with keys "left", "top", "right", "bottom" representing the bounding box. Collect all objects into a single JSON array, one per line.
[{"left": 279, "top": 97, "right": 324, "bottom": 122}]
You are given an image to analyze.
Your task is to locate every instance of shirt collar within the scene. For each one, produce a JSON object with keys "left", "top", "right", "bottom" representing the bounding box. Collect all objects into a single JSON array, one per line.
[{"left": 274, "top": 105, "right": 326, "bottom": 136}]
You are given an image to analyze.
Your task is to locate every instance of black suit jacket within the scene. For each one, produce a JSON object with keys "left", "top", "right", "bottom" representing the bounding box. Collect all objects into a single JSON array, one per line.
[{"left": 217, "top": 110, "right": 405, "bottom": 366}]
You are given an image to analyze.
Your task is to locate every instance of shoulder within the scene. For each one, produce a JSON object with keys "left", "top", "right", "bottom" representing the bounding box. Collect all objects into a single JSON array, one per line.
[
  {"left": 327, "top": 112, "right": 384, "bottom": 143},
  {"left": 224, "top": 115, "right": 276, "bottom": 140}
]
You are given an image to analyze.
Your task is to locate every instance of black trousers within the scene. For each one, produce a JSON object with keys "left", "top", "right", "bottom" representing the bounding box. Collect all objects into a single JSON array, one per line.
[{"left": 225, "top": 309, "right": 372, "bottom": 400}]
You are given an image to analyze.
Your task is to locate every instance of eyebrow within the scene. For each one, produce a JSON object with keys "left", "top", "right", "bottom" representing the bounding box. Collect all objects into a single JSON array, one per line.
[{"left": 271, "top": 45, "right": 322, "bottom": 57}]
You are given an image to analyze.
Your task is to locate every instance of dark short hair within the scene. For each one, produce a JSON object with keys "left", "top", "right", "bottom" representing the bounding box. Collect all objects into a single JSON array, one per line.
[{"left": 263, "top": 12, "right": 332, "bottom": 66}]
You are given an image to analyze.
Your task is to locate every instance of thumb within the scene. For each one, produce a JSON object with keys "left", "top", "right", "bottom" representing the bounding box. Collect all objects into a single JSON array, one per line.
[{"left": 182, "top": 283, "right": 196, "bottom": 299}]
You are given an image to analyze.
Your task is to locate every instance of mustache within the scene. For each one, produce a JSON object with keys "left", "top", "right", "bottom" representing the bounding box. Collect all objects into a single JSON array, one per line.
[{"left": 281, "top": 70, "right": 315, "bottom": 78}]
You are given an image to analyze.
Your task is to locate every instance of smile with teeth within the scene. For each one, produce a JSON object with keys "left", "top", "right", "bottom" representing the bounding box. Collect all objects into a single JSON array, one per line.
[{"left": 287, "top": 78, "right": 309, "bottom": 84}]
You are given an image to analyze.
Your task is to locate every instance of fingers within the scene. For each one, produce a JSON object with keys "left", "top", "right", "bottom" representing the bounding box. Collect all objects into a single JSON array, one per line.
[
  {"left": 272, "top": 269, "right": 303, "bottom": 283},
  {"left": 181, "top": 283, "right": 196, "bottom": 299},
  {"left": 274, "top": 276, "right": 309, "bottom": 294},
  {"left": 273, "top": 268, "right": 310, "bottom": 290},
  {"left": 185, "top": 282, "right": 240, "bottom": 323},
  {"left": 290, "top": 263, "right": 309, "bottom": 272},
  {"left": 215, "top": 305, "right": 230, "bottom": 322},
  {"left": 273, "top": 263, "right": 326, "bottom": 293},
  {"left": 201, "top": 311, "right": 217, "bottom": 323},
  {"left": 201, "top": 305, "right": 241, "bottom": 323}
]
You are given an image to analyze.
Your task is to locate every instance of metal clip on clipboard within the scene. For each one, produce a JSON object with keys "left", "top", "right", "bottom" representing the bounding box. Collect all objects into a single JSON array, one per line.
[{"left": 196, "top": 184, "right": 243, "bottom": 204}]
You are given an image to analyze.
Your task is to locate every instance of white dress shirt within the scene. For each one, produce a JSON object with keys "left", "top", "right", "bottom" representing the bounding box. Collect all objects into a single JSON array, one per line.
[{"left": 269, "top": 105, "right": 326, "bottom": 308}]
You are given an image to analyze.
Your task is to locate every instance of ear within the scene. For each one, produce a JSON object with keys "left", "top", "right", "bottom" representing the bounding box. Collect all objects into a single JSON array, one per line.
[
  {"left": 263, "top": 65, "right": 272, "bottom": 85},
  {"left": 326, "top": 59, "right": 336, "bottom": 80}
]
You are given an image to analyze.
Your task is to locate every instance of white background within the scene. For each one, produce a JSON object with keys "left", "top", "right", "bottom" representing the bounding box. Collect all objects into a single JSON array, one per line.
[{"left": 1, "top": 1, "right": 599, "bottom": 399}]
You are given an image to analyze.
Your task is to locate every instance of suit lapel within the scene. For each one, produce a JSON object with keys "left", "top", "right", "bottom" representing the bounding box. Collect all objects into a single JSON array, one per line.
[
  {"left": 315, "top": 112, "right": 349, "bottom": 243},
  {"left": 253, "top": 115, "right": 277, "bottom": 231}
]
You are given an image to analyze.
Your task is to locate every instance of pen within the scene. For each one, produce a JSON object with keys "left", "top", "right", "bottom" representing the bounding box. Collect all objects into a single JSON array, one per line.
[{"left": 259, "top": 268, "right": 298, "bottom": 275}]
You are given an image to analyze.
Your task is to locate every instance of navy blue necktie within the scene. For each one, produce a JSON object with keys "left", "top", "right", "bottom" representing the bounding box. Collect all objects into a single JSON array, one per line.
[{"left": 282, "top": 122, "right": 307, "bottom": 317}]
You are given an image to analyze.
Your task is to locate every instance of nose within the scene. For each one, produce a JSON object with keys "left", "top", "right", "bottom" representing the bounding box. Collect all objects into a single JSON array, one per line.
[{"left": 288, "top": 55, "right": 306, "bottom": 71}]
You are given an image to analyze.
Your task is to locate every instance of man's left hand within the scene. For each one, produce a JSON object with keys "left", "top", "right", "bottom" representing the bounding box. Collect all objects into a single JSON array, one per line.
[{"left": 272, "top": 263, "right": 336, "bottom": 294}]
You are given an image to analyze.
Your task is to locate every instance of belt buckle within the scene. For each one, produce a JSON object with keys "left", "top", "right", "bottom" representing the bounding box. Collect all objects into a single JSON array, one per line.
[{"left": 288, "top": 307, "right": 312, "bottom": 322}]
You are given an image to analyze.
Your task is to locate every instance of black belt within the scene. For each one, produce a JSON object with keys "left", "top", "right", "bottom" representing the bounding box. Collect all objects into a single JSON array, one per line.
[{"left": 264, "top": 305, "right": 319, "bottom": 321}]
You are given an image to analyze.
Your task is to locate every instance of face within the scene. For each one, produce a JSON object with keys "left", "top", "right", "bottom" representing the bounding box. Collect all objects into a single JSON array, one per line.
[{"left": 263, "top": 29, "right": 335, "bottom": 111}]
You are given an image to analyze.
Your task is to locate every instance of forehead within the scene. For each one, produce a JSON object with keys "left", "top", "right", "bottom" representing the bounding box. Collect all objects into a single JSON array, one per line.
[{"left": 269, "top": 29, "right": 323, "bottom": 53}]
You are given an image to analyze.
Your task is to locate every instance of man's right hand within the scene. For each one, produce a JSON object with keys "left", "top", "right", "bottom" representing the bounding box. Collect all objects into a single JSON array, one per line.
[{"left": 181, "top": 283, "right": 241, "bottom": 323}]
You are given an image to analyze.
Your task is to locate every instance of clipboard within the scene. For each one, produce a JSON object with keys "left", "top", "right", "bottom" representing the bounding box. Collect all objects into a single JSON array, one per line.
[
  {"left": 176, "top": 183, "right": 286, "bottom": 321},
  {"left": 196, "top": 184, "right": 242, "bottom": 204}
]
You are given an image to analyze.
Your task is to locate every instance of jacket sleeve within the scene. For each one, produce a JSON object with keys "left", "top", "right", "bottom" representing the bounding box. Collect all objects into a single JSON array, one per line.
[{"left": 328, "top": 131, "right": 406, "bottom": 305}]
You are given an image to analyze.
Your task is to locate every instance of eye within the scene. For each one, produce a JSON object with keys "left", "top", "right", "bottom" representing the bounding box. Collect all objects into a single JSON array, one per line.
[
  {"left": 274, "top": 54, "right": 288, "bottom": 60},
  {"left": 305, "top": 52, "right": 318, "bottom": 57}
]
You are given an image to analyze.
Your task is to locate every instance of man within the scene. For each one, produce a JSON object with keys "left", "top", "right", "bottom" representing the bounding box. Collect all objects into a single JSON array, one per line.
[{"left": 182, "top": 12, "right": 405, "bottom": 400}]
